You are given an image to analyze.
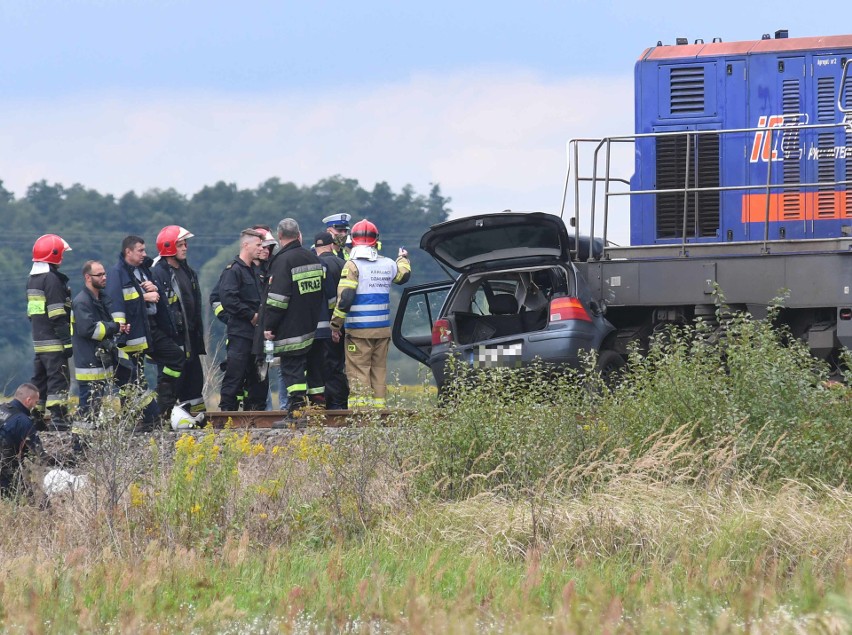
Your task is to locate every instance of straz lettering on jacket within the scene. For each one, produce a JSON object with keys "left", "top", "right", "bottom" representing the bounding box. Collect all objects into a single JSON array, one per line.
[{"left": 293, "top": 265, "right": 323, "bottom": 295}]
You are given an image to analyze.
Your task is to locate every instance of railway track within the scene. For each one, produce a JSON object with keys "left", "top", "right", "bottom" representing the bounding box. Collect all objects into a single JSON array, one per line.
[{"left": 205, "top": 409, "right": 409, "bottom": 429}]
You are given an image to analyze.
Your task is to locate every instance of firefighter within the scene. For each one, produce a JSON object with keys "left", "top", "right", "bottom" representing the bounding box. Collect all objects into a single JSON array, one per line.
[
  {"left": 261, "top": 218, "right": 324, "bottom": 424},
  {"left": 217, "top": 228, "right": 268, "bottom": 411},
  {"left": 330, "top": 219, "right": 411, "bottom": 408},
  {"left": 209, "top": 228, "right": 275, "bottom": 411},
  {"left": 0, "top": 383, "right": 55, "bottom": 499},
  {"left": 105, "top": 235, "right": 185, "bottom": 428},
  {"left": 250, "top": 226, "right": 277, "bottom": 410},
  {"left": 321, "top": 212, "right": 351, "bottom": 260},
  {"left": 152, "top": 225, "right": 207, "bottom": 417},
  {"left": 309, "top": 231, "right": 349, "bottom": 409},
  {"left": 27, "top": 234, "right": 73, "bottom": 430},
  {"left": 71, "top": 260, "right": 129, "bottom": 420},
  {"left": 253, "top": 225, "right": 278, "bottom": 274}
]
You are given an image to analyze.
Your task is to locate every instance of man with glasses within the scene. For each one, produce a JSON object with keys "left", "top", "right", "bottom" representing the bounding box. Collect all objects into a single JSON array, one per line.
[{"left": 71, "top": 260, "right": 130, "bottom": 420}]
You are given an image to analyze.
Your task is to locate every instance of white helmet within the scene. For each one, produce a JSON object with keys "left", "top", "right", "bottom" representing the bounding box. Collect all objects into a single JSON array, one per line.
[{"left": 171, "top": 402, "right": 202, "bottom": 430}]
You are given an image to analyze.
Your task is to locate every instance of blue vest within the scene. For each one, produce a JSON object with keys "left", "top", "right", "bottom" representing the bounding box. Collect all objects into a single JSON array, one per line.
[{"left": 346, "top": 257, "right": 398, "bottom": 330}]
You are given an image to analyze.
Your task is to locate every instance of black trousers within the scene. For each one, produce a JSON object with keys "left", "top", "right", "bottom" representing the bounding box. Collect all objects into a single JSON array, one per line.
[
  {"left": 279, "top": 352, "right": 309, "bottom": 411},
  {"left": 144, "top": 320, "right": 185, "bottom": 415},
  {"left": 159, "top": 348, "right": 205, "bottom": 411},
  {"left": 116, "top": 320, "right": 185, "bottom": 421},
  {"left": 77, "top": 379, "right": 109, "bottom": 420},
  {"left": 145, "top": 321, "right": 186, "bottom": 384},
  {"left": 32, "top": 351, "right": 69, "bottom": 411},
  {"left": 219, "top": 335, "right": 268, "bottom": 411},
  {"left": 306, "top": 343, "right": 325, "bottom": 405},
  {"left": 310, "top": 338, "right": 349, "bottom": 409}
]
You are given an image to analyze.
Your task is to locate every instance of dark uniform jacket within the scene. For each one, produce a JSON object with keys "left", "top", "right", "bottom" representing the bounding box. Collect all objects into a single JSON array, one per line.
[
  {"left": 71, "top": 288, "right": 120, "bottom": 382},
  {"left": 217, "top": 256, "right": 263, "bottom": 341},
  {"left": 152, "top": 258, "right": 206, "bottom": 356},
  {"left": 263, "top": 240, "right": 324, "bottom": 356},
  {"left": 211, "top": 259, "right": 271, "bottom": 327},
  {"left": 0, "top": 399, "right": 44, "bottom": 458},
  {"left": 209, "top": 280, "right": 228, "bottom": 325},
  {"left": 316, "top": 251, "right": 344, "bottom": 340},
  {"left": 27, "top": 265, "right": 72, "bottom": 356},
  {"left": 105, "top": 254, "right": 176, "bottom": 355}
]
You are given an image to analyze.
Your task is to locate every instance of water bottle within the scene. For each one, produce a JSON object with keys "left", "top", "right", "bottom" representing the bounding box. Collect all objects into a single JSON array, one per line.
[{"left": 264, "top": 339, "right": 275, "bottom": 363}]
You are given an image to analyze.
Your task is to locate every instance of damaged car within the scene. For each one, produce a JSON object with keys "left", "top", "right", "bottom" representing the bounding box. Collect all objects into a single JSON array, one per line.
[{"left": 392, "top": 212, "right": 621, "bottom": 389}]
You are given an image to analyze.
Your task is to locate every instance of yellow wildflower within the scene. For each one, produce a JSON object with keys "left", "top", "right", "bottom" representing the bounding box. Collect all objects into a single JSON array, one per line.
[{"left": 129, "top": 483, "right": 144, "bottom": 507}]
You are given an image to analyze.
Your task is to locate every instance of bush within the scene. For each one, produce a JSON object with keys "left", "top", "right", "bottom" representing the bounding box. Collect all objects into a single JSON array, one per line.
[{"left": 403, "top": 309, "right": 851, "bottom": 498}]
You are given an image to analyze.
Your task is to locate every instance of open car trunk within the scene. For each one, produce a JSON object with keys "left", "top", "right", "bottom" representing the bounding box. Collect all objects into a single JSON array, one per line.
[{"left": 445, "top": 265, "right": 573, "bottom": 344}]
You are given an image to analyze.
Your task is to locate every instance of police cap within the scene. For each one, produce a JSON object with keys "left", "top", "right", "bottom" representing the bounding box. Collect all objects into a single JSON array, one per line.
[{"left": 322, "top": 212, "right": 351, "bottom": 230}]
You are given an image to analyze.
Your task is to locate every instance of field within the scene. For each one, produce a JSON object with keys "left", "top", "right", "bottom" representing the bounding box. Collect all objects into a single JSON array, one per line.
[{"left": 1, "top": 310, "right": 850, "bottom": 633}]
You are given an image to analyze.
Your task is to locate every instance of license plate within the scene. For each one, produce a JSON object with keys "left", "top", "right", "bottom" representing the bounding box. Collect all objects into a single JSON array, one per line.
[{"left": 471, "top": 341, "right": 523, "bottom": 368}]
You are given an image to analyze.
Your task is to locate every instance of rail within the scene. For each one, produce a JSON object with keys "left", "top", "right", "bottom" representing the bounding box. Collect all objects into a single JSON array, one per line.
[
  {"left": 205, "top": 409, "right": 409, "bottom": 429},
  {"left": 563, "top": 120, "right": 852, "bottom": 261}
]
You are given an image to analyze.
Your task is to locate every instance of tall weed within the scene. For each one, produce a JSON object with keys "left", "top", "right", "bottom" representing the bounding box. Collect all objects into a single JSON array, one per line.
[{"left": 406, "top": 310, "right": 851, "bottom": 497}]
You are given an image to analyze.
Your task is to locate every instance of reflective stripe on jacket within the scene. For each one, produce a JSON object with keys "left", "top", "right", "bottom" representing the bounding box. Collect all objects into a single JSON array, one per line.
[
  {"left": 152, "top": 258, "right": 206, "bottom": 356},
  {"left": 27, "top": 266, "right": 72, "bottom": 354},
  {"left": 71, "top": 287, "right": 119, "bottom": 381},
  {"left": 263, "top": 240, "right": 323, "bottom": 356},
  {"left": 104, "top": 254, "right": 175, "bottom": 355},
  {"left": 218, "top": 257, "right": 263, "bottom": 341}
]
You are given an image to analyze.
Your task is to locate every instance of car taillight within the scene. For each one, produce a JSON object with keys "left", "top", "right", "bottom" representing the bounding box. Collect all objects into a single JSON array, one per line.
[
  {"left": 432, "top": 318, "right": 453, "bottom": 345},
  {"left": 549, "top": 297, "right": 592, "bottom": 323}
]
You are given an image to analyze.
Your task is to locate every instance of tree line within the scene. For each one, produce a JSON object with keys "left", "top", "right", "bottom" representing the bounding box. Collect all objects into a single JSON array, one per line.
[{"left": 0, "top": 175, "right": 452, "bottom": 390}]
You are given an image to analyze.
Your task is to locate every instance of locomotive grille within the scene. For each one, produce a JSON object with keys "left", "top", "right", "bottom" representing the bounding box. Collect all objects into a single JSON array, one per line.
[
  {"left": 669, "top": 66, "right": 705, "bottom": 114},
  {"left": 817, "top": 133, "right": 836, "bottom": 218},
  {"left": 655, "top": 133, "right": 720, "bottom": 239},
  {"left": 817, "top": 77, "right": 835, "bottom": 122},
  {"left": 816, "top": 78, "right": 837, "bottom": 219},
  {"left": 846, "top": 74, "right": 852, "bottom": 218},
  {"left": 781, "top": 79, "right": 801, "bottom": 220}
]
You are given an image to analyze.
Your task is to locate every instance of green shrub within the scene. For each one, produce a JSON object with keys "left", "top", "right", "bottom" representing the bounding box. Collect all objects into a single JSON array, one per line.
[{"left": 404, "top": 309, "right": 851, "bottom": 497}]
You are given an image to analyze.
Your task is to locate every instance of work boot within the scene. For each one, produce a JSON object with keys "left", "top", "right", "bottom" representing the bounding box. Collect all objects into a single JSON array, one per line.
[
  {"left": 308, "top": 395, "right": 326, "bottom": 409},
  {"left": 271, "top": 395, "right": 307, "bottom": 429},
  {"left": 156, "top": 381, "right": 178, "bottom": 418},
  {"left": 271, "top": 411, "right": 307, "bottom": 429},
  {"left": 47, "top": 406, "right": 72, "bottom": 432},
  {"left": 133, "top": 418, "right": 157, "bottom": 433}
]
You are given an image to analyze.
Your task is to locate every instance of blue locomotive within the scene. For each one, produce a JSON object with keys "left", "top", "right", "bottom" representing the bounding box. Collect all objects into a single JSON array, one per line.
[
  {"left": 630, "top": 31, "right": 852, "bottom": 246},
  {"left": 563, "top": 32, "right": 852, "bottom": 368}
]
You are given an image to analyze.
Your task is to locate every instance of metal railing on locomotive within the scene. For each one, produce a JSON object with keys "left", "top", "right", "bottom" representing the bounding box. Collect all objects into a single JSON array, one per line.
[{"left": 562, "top": 118, "right": 852, "bottom": 261}]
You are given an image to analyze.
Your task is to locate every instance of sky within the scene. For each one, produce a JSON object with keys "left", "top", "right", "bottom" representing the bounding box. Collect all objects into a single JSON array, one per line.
[{"left": 0, "top": 0, "right": 847, "bottom": 243}]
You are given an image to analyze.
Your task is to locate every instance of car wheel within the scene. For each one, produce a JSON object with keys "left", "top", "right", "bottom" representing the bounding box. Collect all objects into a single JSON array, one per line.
[{"left": 595, "top": 349, "right": 626, "bottom": 385}]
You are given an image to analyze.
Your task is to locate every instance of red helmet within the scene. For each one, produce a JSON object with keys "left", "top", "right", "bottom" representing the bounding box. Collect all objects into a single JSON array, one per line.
[
  {"left": 156, "top": 225, "right": 194, "bottom": 257},
  {"left": 32, "top": 234, "right": 72, "bottom": 265},
  {"left": 351, "top": 219, "right": 379, "bottom": 246}
]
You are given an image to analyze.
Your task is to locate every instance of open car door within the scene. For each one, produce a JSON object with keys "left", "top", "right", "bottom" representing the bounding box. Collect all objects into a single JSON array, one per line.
[{"left": 392, "top": 281, "right": 453, "bottom": 365}]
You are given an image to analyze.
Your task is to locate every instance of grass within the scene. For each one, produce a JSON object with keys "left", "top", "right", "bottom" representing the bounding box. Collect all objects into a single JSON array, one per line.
[
  {"left": 1, "top": 310, "right": 850, "bottom": 632},
  {"left": 1, "top": 426, "right": 849, "bottom": 632}
]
